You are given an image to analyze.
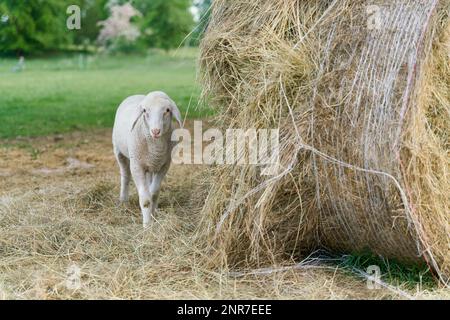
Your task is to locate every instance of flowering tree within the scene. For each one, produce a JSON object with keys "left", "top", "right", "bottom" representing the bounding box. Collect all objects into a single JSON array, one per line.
[{"left": 97, "top": 2, "right": 141, "bottom": 49}]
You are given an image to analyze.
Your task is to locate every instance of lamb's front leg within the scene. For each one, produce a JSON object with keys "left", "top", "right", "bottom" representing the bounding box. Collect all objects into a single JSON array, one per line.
[
  {"left": 149, "top": 164, "right": 169, "bottom": 218},
  {"left": 130, "top": 162, "right": 152, "bottom": 228}
]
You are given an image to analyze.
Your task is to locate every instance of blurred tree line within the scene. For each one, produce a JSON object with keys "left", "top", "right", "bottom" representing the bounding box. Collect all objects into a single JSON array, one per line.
[{"left": 0, "top": 0, "right": 211, "bottom": 56}]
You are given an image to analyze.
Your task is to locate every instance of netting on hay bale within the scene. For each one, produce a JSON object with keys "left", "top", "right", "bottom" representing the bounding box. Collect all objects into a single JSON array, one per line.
[{"left": 198, "top": 0, "right": 450, "bottom": 284}]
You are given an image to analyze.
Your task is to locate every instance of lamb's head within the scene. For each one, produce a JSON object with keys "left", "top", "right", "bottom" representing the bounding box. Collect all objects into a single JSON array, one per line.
[{"left": 132, "top": 92, "right": 182, "bottom": 139}]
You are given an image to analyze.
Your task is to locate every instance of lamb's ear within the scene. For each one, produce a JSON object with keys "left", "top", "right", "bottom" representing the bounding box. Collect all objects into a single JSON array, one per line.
[
  {"left": 131, "top": 107, "right": 145, "bottom": 132},
  {"left": 170, "top": 101, "right": 183, "bottom": 128}
]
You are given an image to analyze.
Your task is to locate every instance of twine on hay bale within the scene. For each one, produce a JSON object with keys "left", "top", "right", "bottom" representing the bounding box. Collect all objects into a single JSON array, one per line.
[{"left": 198, "top": 0, "right": 450, "bottom": 285}]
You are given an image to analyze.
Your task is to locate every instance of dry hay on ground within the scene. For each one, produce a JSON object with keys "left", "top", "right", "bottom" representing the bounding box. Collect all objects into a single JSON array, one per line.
[
  {"left": 1, "top": 128, "right": 436, "bottom": 299},
  {"left": 199, "top": 0, "right": 450, "bottom": 285}
]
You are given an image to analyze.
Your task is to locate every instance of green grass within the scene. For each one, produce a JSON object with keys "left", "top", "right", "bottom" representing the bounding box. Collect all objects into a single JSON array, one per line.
[
  {"left": 339, "top": 252, "right": 436, "bottom": 289},
  {"left": 0, "top": 48, "right": 212, "bottom": 139}
]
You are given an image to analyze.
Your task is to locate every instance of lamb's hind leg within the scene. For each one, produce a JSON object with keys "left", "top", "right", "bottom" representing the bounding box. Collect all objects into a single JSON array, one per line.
[{"left": 116, "top": 152, "right": 131, "bottom": 203}]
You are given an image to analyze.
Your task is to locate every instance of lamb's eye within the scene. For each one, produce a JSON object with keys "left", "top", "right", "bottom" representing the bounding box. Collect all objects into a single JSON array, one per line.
[{"left": 166, "top": 108, "right": 171, "bottom": 113}]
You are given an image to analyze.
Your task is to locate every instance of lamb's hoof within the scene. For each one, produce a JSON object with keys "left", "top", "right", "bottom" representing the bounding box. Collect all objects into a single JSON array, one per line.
[
  {"left": 120, "top": 197, "right": 129, "bottom": 203},
  {"left": 143, "top": 222, "right": 150, "bottom": 229},
  {"left": 117, "top": 199, "right": 129, "bottom": 207}
]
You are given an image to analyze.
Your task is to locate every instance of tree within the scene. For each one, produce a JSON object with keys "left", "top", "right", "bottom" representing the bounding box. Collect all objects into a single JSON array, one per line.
[
  {"left": 192, "top": 0, "right": 212, "bottom": 44},
  {"left": 0, "top": 0, "right": 73, "bottom": 55},
  {"left": 73, "top": 0, "right": 109, "bottom": 46},
  {"left": 134, "top": 0, "right": 194, "bottom": 50},
  {"left": 97, "top": 2, "right": 143, "bottom": 53}
]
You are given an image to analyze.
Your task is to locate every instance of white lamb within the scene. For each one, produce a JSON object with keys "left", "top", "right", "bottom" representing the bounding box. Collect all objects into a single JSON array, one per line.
[{"left": 112, "top": 91, "right": 182, "bottom": 228}]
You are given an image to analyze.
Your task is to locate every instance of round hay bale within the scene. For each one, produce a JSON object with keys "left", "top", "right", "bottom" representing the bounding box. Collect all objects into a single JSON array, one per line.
[{"left": 198, "top": 0, "right": 450, "bottom": 284}]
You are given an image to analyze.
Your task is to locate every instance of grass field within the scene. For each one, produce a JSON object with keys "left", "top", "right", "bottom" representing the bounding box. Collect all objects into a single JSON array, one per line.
[{"left": 0, "top": 48, "right": 212, "bottom": 139}]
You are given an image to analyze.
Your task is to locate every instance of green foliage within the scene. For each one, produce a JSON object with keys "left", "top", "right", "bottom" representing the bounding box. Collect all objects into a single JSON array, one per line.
[
  {"left": 192, "top": 0, "right": 212, "bottom": 44},
  {"left": 0, "top": 49, "right": 212, "bottom": 138},
  {"left": 339, "top": 253, "right": 436, "bottom": 289},
  {"left": 0, "top": 0, "right": 196, "bottom": 55},
  {"left": 0, "top": 0, "right": 112, "bottom": 54},
  {"left": 73, "top": 0, "right": 109, "bottom": 46},
  {"left": 134, "top": 0, "right": 194, "bottom": 50},
  {"left": 0, "top": 0, "right": 74, "bottom": 55},
  {"left": 105, "top": 35, "right": 147, "bottom": 54}
]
